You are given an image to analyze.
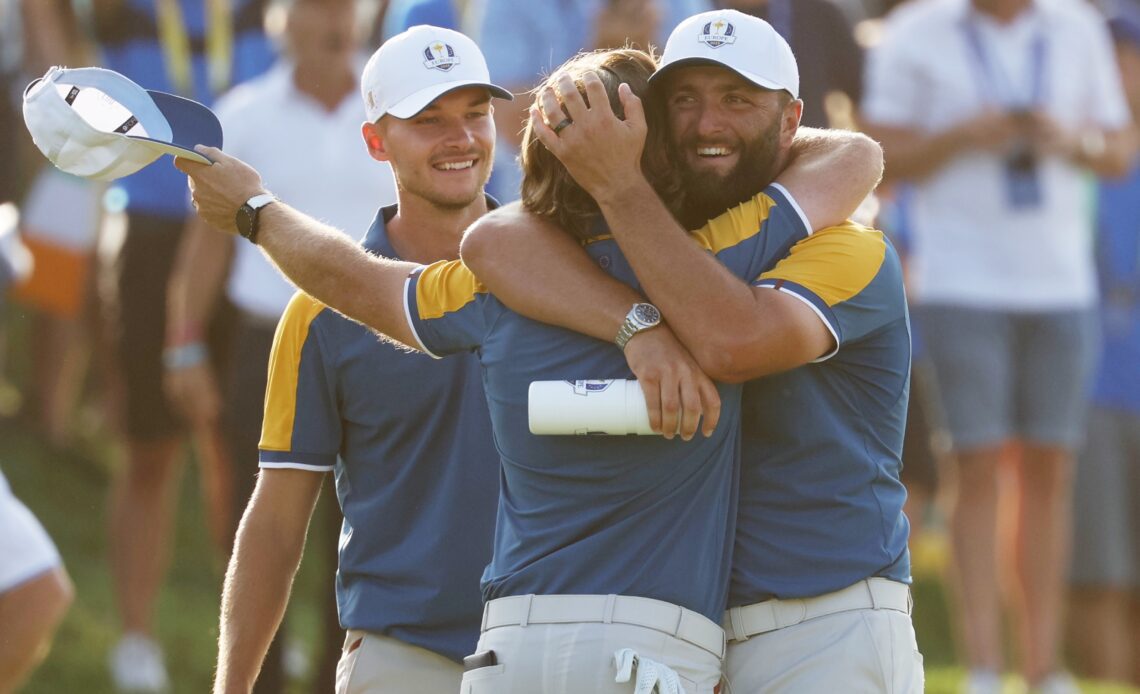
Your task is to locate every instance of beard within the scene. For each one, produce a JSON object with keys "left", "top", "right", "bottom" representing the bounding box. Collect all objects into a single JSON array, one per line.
[{"left": 673, "top": 117, "right": 783, "bottom": 229}]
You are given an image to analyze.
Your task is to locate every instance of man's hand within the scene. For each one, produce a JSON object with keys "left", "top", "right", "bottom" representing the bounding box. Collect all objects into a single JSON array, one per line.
[
  {"left": 623, "top": 325, "right": 720, "bottom": 440},
  {"left": 530, "top": 73, "right": 648, "bottom": 204},
  {"left": 1022, "top": 110, "right": 1081, "bottom": 160},
  {"left": 175, "top": 146, "right": 268, "bottom": 233},
  {"left": 165, "top": 361, "right": 223, "bottom": 426},
  {"left": 954, "top": 109, "right": 1023, "bottom": 154}
]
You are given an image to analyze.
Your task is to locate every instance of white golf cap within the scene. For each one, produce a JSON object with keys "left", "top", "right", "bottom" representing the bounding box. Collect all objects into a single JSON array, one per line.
[
  {"left": 22, "top": 66, "right": 222, "bottom": 182},
  {"left": 651, "top": 10, "right": 800, "bottom": 99},
  {"left": 361, "top": 24, "right": 512, "bottom": 122}
]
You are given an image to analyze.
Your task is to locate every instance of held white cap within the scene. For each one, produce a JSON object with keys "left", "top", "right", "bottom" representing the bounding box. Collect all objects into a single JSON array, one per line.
[
  {"left": 22, "top": 66, "right": 222, "bottom": 181},
  {"left": 361, "top": 24, "right": 512, "bottom": 122},
  {"left": 651, "top": 10, "right": 800, "bottom": 99}
]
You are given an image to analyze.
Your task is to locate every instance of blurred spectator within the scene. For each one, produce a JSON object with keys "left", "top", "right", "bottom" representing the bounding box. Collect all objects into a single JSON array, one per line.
[
  {"left": 164, "top": 0, "right": 396, "bottom": 689},
  {"left": 0, "top": 0, "right": 22, "bottom": 206},
  {"left": 836, "top": 0, "right": 909, "bottom": 21},
  {"left": 0, "top": 218, "right": 73, "bottom": 694},
  {"left": 1067, "top": 12, "right": 1140, "bottom": 688},
  {"left": 29, "top": 1, "right": 278, "bottom": 691},
  {"left": 0, "top": 0, "right": 30, "bottom": 418},
  {"left": 378, "top": 0, "right": 460, "bottom": 41},
  {"left": 9, "top": 169, "right": 104, "bottom": 451},
  {"left": 470, "top": 0, "right": 711, "bottom": 202},
  {"left": 0, "top": 465, "right": 73, "bottom": 693},
  {"left": 14, "top": 0, "right": 104, "bottom": 455},
  {"left": 721, "top": 0, "right": 864, "bottom": 128},
  {"left": 863, "top": 0, "right": 1137, "bottom": 692}
]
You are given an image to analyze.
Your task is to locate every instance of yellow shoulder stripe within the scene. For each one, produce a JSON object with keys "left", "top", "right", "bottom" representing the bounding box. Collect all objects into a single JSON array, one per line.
[
  {"left": 758, "top": 223, "right": 886, "bottom": 307},
  {"left": 260, "top": 292, "right": 326, "bottom": 452},
  {"left": 416, "top": 259, "right": 488, "bottom": 321},
  {"left": 689, "top": 192, "right": 777, "bottom": 253}
]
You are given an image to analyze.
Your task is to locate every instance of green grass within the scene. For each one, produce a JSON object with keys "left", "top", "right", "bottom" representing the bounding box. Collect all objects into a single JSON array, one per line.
[
  {"left": 3, "top": 414, "right": 1139, "bottom": 693},
  {"left": 2, "top": 419, "right": 334, "bottom": 694}
]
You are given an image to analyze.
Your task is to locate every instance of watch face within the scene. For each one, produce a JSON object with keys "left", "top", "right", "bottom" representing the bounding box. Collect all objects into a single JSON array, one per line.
[
  {"left": 634, "top": 303, "right": 660, "bottom": 326},
  {"left": 237, "top": 205, "right": 253, "bottom": 238}
]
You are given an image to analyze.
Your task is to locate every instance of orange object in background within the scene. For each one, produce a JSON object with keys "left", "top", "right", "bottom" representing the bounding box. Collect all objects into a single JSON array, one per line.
[
  {"left": 10, "top": 169, "right": 104, "bottom": 319},
  {"left": 12, "top": 234, "right": 91, "bottom": 318}
]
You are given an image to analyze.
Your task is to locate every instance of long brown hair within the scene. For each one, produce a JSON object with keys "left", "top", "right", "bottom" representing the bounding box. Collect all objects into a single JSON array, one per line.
[{"left": 519, "top": 48, "right": 681, "bottom": 241}]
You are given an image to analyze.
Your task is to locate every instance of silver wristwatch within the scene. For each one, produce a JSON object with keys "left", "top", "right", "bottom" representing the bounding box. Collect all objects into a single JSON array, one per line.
[{"left": 614, "top": 302, "right": 662, "bottom": 350}]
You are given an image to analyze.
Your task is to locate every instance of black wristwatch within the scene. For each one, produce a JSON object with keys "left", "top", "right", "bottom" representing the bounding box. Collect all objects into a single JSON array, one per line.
[
  {"left": 235, "top": 193, "right": 276, "bottom": 244},
  {"left": 614, "top": 302, "right": 662, "bottom": 350}
]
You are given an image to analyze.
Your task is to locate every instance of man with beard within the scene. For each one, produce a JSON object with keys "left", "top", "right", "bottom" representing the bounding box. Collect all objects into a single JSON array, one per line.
[
  {"left": 176, "top": 38, "right": 882, "bottom": 690},
  {"left": 462, "top": 9, "right": 921, "bottom": 692}
]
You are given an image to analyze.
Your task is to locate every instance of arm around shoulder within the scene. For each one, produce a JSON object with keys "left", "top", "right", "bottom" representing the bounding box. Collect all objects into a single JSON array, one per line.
[
  {"left": 694, "top": 284, "right": 836, "bottom": 384},
  {"left": 776, "top": 128, "right": 883, "bottom": 230},
  {"left": 460, "top": 204, "right": 640, "bottom": 341}
]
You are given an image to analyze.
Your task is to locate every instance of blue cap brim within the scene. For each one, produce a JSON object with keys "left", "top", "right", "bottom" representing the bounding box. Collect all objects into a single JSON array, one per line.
[{"left": 129, "top": 90, "right": 223, "bottom": 163}]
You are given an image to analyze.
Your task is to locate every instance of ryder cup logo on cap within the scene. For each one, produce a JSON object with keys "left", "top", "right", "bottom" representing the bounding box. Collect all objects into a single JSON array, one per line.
[
  {"left": 698, "top": 18, "right": 737, "bottom": 48},
  {"left": 22, "top": 66, "right": 222, "bottom": 182},
  {"left": 423, "top": 41, "right": 460, "bottom": 71},
  {"left": 361, "top": 25, "right": 512, "bottom": 122},
  {"left": 652, "top": 10, "right": 800, "bottom": 99}
]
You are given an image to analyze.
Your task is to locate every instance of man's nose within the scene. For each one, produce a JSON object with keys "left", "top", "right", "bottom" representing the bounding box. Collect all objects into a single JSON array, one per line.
[
  {"left": 442, "top": 121, "right": 477, "bottom": 148},
  {"left": 695, "top": 105, "right": 728, "bottom": 139}
]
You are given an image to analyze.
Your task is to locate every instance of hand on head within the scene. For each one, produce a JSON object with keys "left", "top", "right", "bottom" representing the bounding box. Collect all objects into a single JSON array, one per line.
[
  {"left": 174, "top": 145, "right": 269, "bottom": 234},
  {"left": 529, "top": 71, "right": 648, "bottom": 201}
]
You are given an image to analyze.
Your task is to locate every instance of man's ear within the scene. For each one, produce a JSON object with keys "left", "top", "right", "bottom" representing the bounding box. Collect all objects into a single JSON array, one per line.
[
  {"left": 781, "top": 98, "right": 804, "bottom": 147},
  {"left": 361, "top": 121, "right": 390, "bottom": 162}
]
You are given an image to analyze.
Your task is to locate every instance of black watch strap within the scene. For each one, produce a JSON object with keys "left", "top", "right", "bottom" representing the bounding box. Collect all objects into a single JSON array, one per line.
[{"left": 236, "top": 193, "right": 276, "bottom": 244}]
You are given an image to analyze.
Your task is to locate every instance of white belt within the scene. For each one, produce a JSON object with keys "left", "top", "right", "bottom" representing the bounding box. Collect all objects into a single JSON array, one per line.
[
  {"left": 482, "top": 594, "right": 726, "bottom": 658},
  {"left": 724, "top": 578, "right": 912, "bottom": 642}
]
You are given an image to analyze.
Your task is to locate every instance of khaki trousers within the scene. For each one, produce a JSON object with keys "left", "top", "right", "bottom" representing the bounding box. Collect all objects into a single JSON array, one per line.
[
  {"left": 461, "top": 595, "right": 725, "bottom": 694},
  {"left": 723, "top": 581, "right": 923, "bottom": 693},
  {"left": 335, "top": 631, "right": 462, "bottom": 694}
]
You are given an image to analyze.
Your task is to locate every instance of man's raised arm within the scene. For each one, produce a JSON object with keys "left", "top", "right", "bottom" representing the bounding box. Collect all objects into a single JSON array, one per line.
[
  {"left": 461, "top": 207, "right": 640, "bottom": 342},
  {"left": 175, "top": 147, "right": 419, "bottom": 348},
  {"left": 534, "top": 75, "right": 880, "bottom": 382},
  {"left": 462, "top": 206, "right": 720, "bottom": 440},
  {"left": 467, "top": 72, "right": 882, "bottom": 383}
]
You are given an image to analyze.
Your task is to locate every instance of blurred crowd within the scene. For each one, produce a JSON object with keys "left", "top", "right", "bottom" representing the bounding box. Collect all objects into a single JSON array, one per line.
[{"left": 1, "top": 0, "right": 1139, "bottom": 692}]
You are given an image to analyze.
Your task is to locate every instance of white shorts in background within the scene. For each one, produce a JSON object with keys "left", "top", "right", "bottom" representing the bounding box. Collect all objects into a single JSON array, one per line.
[
  {"left": 0, "top": 469, "right": 63, "bottom": 593},
  {"left": 723, "top": 580, "right": 923, "bottom": 694},
  {"left": 335, "top": 631, "right": 462, "bottom": 694},
  {"left": 462, "top": 594, "right": 725, "bottom": 694}
]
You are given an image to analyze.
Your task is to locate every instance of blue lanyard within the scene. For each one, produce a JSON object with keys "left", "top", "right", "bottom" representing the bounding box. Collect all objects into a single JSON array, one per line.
[{"left": 962, "top": 17, "right": 1047, "bottom": 107}]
